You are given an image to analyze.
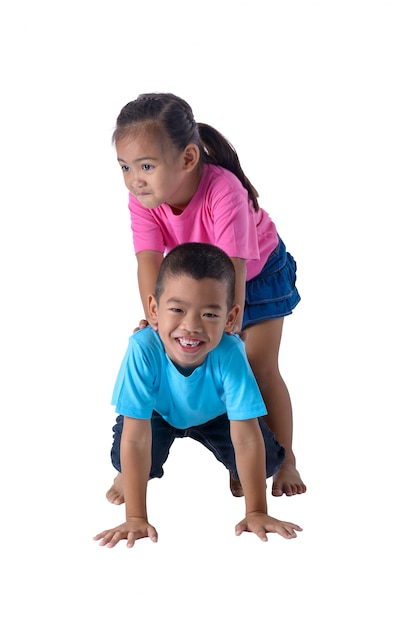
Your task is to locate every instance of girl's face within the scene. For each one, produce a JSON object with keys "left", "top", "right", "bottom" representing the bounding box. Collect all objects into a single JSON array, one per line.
[{"left": 116, "top": 131, "right": 199, "bottom": 212}]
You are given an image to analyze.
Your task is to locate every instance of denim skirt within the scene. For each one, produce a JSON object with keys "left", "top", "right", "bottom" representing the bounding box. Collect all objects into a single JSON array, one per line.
[{"left": 242, "top": 236, "right": 301, "bottom": 329}]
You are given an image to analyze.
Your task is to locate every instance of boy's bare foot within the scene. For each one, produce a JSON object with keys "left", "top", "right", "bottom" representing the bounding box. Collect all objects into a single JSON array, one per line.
[
  {"left": 106, "top": 473, "right": 125, "bottom": 505},
  {"left": 272, "top": 463, "right": 307, "bottom": 497},
  {"left": 229, "top": 473, "right": 244, "bottom": 497}
]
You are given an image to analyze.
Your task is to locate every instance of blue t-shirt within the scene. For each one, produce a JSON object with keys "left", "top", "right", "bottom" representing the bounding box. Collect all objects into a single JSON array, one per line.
[{"left": 112, "top": 326, "right": 267, "bottom": 429}]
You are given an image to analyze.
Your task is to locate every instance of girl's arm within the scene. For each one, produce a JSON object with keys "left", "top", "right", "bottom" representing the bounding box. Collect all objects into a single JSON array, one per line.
[
  {"left": 93, "top": 417, "right": 158, "bottom": 547},
  {"left": 136, "top": 250, "right": 164, "bottom": 327},
  {"left": 230, "top": 419, "right": 302, "bottom": 541},
  {"left": 230, "top": 257, "right": 247, "bottom": 333}
]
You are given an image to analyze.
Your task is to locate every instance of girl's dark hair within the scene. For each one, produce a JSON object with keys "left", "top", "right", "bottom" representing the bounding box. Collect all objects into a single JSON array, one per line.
[
  {"left": 113, "top": 92, "right": 259, "bottom": 211},
  {"left": 155, "top": 242, "right": 236, "bottom": 310}
]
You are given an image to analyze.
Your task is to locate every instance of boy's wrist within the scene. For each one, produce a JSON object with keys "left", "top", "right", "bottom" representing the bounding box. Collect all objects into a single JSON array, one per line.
[
  {"left": 244, "top": 494, "right": 267, "bottom": 516},
  {"left": 245, "top": 509, "right": 268, "bottom": 517},
  {"left": 126, "top": 515, "right": 148, "bottom": 522}
]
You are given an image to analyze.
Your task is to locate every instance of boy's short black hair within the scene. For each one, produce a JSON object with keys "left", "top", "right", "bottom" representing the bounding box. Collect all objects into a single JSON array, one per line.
[{"left": 155, "top": 243, "right": 236, "bottom": 309}]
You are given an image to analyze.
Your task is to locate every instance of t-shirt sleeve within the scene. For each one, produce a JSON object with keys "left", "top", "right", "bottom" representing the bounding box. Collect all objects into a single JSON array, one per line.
[
  {"left": 209, "top": 172, "right": 261, "bottom": 262},
  {"left": 219, "top": 337, "right": 267, "bottom": 420},
  {"left": 111, "top": 334, "right": 155, "bottom": 418},
  {"left": 128, "top": 193, "right": 166, "bottom": 254}
]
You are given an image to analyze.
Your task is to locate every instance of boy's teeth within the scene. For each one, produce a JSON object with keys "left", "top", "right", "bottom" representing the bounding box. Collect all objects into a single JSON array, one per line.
[{"left": 178, "top": 338, "right": 200, "bottom": 347}]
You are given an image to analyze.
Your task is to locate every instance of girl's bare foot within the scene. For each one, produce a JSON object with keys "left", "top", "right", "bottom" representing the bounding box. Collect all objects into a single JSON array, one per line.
[
  {"left": 106, "top": 473, "right": 124, "bottom": 505},
  {"left": 229, "top": 473, "right": 244, "bottom": 497},
  {"left": 272, "top": 463, "right": 306, "bottom": 497}
]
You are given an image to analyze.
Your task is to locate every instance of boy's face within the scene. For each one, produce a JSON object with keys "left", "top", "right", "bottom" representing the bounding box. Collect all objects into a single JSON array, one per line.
[{"left": 149, "top": 275, "right": 239, "bottom": 369}]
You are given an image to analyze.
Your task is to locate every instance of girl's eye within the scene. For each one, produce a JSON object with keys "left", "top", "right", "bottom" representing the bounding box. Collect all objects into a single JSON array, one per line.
[
  {"left": 121, "top": 165, "right": 130, "bottom": 173},
  {"left": 142, "top": 164, "right": 153, "bottom": 172}
]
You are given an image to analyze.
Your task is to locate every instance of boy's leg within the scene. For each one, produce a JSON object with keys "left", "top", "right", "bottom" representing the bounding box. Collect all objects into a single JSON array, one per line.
[
  {"left": 187, "top": 414, "right": 238, "bottom": 477},
  {"left": 187, "top": 414, "right": 285, "bottom": 495}
]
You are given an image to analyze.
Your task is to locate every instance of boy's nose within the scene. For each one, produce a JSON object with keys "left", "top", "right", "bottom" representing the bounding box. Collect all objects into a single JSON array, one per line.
[{"left": 181, "top": 313, "right": 202, "bottom": 332}]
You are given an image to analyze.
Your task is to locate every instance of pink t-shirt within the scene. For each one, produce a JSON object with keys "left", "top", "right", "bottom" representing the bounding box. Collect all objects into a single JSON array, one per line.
[{"left": 128, "top": 163, "right": 278, "bottom": 280}]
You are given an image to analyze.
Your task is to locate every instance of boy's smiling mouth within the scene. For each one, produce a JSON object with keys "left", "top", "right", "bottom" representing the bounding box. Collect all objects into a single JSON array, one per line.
[{"left": 175, "top": 337, "right": 205, "bottom": 351}]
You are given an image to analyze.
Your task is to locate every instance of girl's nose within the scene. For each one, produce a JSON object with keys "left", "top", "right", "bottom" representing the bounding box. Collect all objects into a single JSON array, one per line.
[{"left": 130, "top": 172, "right": 145, "bottom": 189}]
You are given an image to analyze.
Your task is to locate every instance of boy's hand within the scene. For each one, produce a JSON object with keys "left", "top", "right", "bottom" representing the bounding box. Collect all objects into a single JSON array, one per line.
[
  {"left": 235, "top": 513, "right": 302, "bottom": 541},
  {"left": 93, "top": 518, "right": 158, "bottom": 548}
]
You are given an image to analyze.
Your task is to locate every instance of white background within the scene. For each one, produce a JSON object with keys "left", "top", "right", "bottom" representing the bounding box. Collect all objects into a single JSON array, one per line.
[{"left": 1, "top": 1, "right": 417, "bottom": 624}]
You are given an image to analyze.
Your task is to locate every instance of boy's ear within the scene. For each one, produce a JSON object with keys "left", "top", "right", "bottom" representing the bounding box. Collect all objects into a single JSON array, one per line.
[
  {"left": 224, "top": 304, "right": 241, "bottom": 332},
  {"left": 148, "top": 294, "right": 159, "bottom": 328},
  {"left": 182, "top": 143, "right": 200, "bottom": 171}
]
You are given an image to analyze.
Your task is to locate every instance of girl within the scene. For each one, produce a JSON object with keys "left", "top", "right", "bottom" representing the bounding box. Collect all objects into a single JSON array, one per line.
[{"left": 106, "top": 92, "right": 306, "bottom": 502}]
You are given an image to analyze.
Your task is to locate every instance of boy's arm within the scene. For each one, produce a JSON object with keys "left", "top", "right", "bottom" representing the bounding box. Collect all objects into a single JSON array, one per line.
[
  {"left": 230, "top": 418, "right": 268, "bottom": 513},
  {"left": 122, "top": 417, "right": 152, "bottom": 521},
  {"left": 94, "top": 417, "right": 158, "bottom": 548},
  {"left": 230, "top": 419, "right": 302, "bottom": 541}
]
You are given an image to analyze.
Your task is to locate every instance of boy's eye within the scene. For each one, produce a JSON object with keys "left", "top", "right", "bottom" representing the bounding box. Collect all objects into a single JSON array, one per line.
[
  {"left": 203, "top": 312, "right": 218, "bottom": 319},
  {"left": 169, "top": 307, "right": 183, "bottom": 314}
]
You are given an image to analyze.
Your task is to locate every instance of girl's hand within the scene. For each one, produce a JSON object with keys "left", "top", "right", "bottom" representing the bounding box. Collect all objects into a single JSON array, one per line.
[
  {"left": 133, "top": 319, "right": 149, "bottom": 333},
  {"left": 235, "top": 513, "right": 302, "bottom": 541},
  {"left": 93, "top": 518, "right": 158, "bottom": 548},
  {"left": 227, "top": 327, "right": 248, "bottom": 342},
  {"left": 133, "top": 319, "right": 158, "bottom": 332}
]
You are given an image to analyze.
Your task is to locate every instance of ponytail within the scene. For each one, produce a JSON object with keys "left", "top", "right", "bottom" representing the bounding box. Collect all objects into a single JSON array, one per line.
[{"left": 197, "top": 123, "right": 260, "bottom": 212}]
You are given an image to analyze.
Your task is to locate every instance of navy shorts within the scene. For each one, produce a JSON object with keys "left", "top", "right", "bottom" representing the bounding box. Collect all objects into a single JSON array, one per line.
[
  {"left": 111, "top": 412, "right": 285, "bottom": 481},
  {"left": 242, "top": 236, "right": 301, "bottom": 329}
]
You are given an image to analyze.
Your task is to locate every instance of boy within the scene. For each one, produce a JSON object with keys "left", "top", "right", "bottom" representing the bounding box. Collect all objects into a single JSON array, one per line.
[{"left": 94, "top": 243, "right": 302, "bottom": 547}]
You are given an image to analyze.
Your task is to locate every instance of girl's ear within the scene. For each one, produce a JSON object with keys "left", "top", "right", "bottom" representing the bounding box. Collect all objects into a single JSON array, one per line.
[
  {"left": 148, "top": 294, "right": 159, "bottom": 329},
  {"left": 224, "top": 304, "right": 241, "bottom": 332},
  {"left": 182, "top": 143, "right": 200, "bottom": 171}
]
